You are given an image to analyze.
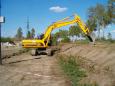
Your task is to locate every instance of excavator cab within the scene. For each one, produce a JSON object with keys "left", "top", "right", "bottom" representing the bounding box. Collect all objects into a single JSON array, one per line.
[
  {"left": 37, "top": 33, "right": 52, "bottom": 46},
  {"left": 37, "top": 34, "right": 44, "bottom": 39}
]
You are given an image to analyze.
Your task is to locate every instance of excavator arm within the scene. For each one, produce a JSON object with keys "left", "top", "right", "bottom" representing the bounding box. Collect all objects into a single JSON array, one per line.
[{"left": 43, "top": 14, "right": 93, "bottom": 43}]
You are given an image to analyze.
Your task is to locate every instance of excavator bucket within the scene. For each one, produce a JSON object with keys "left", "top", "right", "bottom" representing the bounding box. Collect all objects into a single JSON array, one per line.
[
  {"left": 87, "top": 32, "right": 96, "bottom": 43},
  {"left": 87, "top": 35, "right": 93, "bottom": 42}
]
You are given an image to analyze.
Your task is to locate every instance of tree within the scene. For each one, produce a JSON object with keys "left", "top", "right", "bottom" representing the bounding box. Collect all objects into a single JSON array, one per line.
[
  {"left": 86, "top": 16, "right": 97, "bottom": 32},
  {"left": 61, "top": 36, "right": 70, "bottom": 43},
  {"left": 1, "top": 37, "right": 13, "bottom": 42},
  {"left": 94, "top": 4, "right": 105, "bottom": 39},
  {"left": 15, "top": 27, "right": 23, "bottom": 40},
  {"left": 31, "top": 28, "right": 35, "bottom": 38},
  {"left": 52, "top": 32, "right": 61, "bottom": 45},
  {"left": 58, "top": 29, "right": 69, "bottom": 38},
  {"left": 107, "top": 0, "right": 115, "bottom": 24},
  {"left": 107, "top": 32, "right": 112, "bottom": 40},
  {"left": 88, "top": 3, "right": 112, "bottom": 39},
  {"left": 69, "top": 25, "right": 82, "bottom": 41},
  {"left": 26, "top": 31, "right": 31, "bottom": 39},
  {"left": 69, "top": 25, "right": 81, "bottom": 37},
  {"left": 52, "top": 29, "right": 69, "bottom": 44}
]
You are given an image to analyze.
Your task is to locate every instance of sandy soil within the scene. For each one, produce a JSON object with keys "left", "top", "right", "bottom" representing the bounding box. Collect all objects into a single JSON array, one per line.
[
  {"left": 60, "top": 43, "right": 115, "bottom": 86},
  {"left": 0, "top": 52, "right": 70, "bottom": 86},
  {"left": 1, "top": 46, "right": 24, "bottom": 58},
  {"left": 0, "top": 42, "right": 115, "bottom": 86}
]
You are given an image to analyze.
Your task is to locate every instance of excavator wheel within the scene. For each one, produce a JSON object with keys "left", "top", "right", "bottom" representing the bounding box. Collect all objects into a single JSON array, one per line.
[{"left": 30, "top": 49, "right": 37, "bottom": 56}]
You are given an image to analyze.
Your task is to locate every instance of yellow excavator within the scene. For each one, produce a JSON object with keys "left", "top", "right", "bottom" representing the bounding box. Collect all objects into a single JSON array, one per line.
[{"left": 22, "top": 14, "right": 94, "bottom": 56}]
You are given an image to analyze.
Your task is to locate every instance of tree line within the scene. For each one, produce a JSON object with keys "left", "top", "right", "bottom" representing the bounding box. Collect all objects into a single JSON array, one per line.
[
  {"left": 1, "top": 27, "right": 36, "bottom": 42},
  {"left": 87, "top": 0, "right": 114, "bottom": 39},
  {"left": 52, "top": 25, "right": 82, "bottom": 43},
  {"left": 14, "top": 27, "right": 35, "bottom": 41},
  {"left": 53, "top": 0, "right": 114, "bottom": 43}
]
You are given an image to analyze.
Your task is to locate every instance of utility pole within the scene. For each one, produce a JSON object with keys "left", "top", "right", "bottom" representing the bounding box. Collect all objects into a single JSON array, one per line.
[
  {"left": 0, "top": 2, "right": 2, "bottom": 65},
  {"left": 0, "top": 22, "right": 2, "bottom": 65},
  {"left": 27, "top": 17, "right": 30, "bottom": 33},
  {"left": 26, "top": 17, "right": 30, "bottom": 38},
  {"left": 0, "top": 1, "right": 5, "bottom": 64}
]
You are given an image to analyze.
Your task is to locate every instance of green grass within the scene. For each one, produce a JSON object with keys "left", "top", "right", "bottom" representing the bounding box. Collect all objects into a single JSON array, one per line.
[
  {"left": 1, "top": 37, "right": 13, "bottom": 42},
  {"left": 58, "top": 55, "right": 98, "bottom": 86},
  {"left": 58, "top": 55, "right": 86, "bottom": 86},
  {"left": 76, "top": 40, "right": 89, "bottom": 44}
]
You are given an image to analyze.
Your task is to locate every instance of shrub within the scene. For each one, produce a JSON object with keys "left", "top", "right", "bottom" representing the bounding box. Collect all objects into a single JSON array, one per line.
[
  {"left": 61, "top": 36, "right": 70, "bottom": 43},
  {"left": 1, "top": 37, "right": 13, "bottom": 42}
]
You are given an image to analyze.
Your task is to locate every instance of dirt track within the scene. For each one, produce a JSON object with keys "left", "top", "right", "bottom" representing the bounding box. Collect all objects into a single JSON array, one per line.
[{"left": 0, "top": 52, "right": 70, "bottom": 86}]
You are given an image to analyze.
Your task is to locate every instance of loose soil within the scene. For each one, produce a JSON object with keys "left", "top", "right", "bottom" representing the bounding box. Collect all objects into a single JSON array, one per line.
[
  {"left": 0, "top": 42, "right": 115, "bottom": 86},
  {"left": 0, "top": 52, "right": 70, "bottom": 86},
  {"left": 59, "top": 43, "right": 115, "bottom": 86}
]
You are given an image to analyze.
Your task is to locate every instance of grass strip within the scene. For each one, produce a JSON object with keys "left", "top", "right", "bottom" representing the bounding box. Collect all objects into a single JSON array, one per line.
[
  {"left": 58, "top": 55, "right": 98, "bottom": 86},
  {"left": 59, "top": 56, "right": 86, "bottom": 86}
]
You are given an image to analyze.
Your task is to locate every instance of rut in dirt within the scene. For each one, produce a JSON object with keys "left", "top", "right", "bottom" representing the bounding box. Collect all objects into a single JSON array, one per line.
[{"left": 0, "top": 53, "right": 70, "bottom": 86}]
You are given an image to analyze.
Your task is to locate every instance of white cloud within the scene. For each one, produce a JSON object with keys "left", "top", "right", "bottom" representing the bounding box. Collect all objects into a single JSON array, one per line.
[
  {"left": 111, "top": 30, "right": 115, "bottom": 33},
  {"left": 49, "top": 6, "right": 67, "bottom": 13}
]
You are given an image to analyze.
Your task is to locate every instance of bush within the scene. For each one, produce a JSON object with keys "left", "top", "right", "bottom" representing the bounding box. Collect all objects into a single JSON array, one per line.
[
  {"left": 108, "top": 39, "right": 115, "bottom": 43},
  {"left": 61, "top": 36, "right": 70, "bottom": 43},
  {"left": 76, "top": 40, "right": 89, "bottom": 44},
  {"left": 52, "top": 37, "right": 58, "bottom": 45},
  {"left": 1, "top": 37, "right": 13, "bottom": 42}
]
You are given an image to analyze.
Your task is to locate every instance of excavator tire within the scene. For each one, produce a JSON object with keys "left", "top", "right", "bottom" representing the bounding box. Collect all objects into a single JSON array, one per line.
[{"left": 30, "top": 49, "right": 37, "bottom": 56}]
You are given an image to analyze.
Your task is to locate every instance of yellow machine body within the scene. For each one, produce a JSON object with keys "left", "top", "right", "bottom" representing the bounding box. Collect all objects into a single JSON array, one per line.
[{"left": 22, "top": 14, "right": 92, "bottom": 48}]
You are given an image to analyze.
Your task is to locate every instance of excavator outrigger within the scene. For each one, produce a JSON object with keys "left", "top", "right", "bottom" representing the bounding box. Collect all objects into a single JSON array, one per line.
[{"left": 22, "top": 14, "right": 94, "bottom": 56}]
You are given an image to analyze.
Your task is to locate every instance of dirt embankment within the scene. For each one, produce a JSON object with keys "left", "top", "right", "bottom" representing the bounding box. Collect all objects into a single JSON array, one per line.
[
  {"left": 59, "top": 43, "right": 115, "bottom": 86},
  {"left": 1, "top": 46, "right": 28, "bottom": 59}
]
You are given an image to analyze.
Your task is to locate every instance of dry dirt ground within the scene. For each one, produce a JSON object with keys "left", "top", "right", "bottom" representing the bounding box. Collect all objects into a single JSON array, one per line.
[
  {"left": 1, "top": 46, "right": 25, "bottom": 58},
  {"left": 0, "top": 43, "right": 115, "bottom": 86},
  {"left": 0, "top": 52, "right": 70, "bottom": 86},
  {"left": 59, "top": 43, "right": 115, "bottom": 86}
]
